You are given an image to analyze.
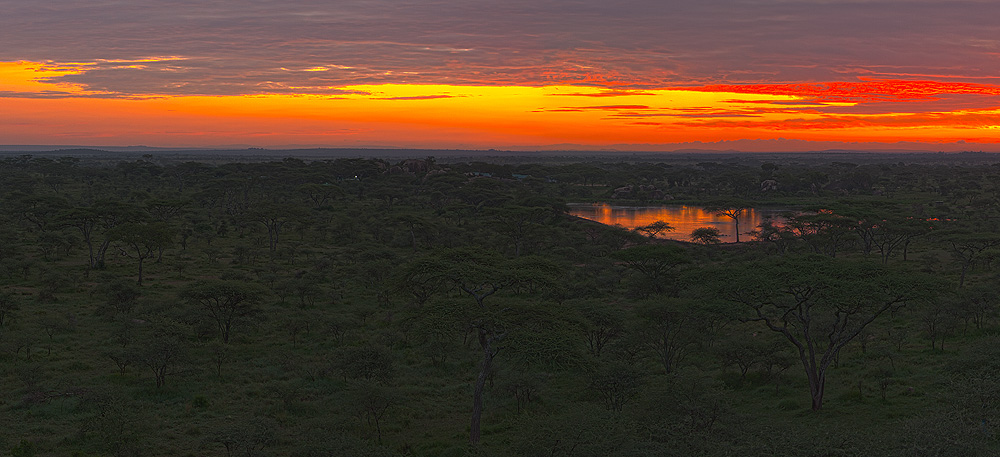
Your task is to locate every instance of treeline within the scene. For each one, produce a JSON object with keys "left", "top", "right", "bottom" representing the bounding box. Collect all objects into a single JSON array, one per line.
[{"left": 0, "top": 154, "right": 999, "bottom": 456}]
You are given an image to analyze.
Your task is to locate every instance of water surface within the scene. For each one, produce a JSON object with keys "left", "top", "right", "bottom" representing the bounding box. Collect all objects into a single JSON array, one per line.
[{"left": 568, "top": 203, "right": 788, "bottom": 242}]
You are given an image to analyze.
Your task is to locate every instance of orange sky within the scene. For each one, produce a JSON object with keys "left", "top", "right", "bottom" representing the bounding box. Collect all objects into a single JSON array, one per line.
[
  {"left": 5, "top": 59, "right": 1000, "bottom": 150},
  {"left": 5, "top": 1, "right": 1000, "bottom": 150}
]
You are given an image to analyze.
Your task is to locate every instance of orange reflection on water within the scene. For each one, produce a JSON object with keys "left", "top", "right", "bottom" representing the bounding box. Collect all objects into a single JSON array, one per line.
[{"left": 568, "top": 203, "right": 786, "bottom": 242}]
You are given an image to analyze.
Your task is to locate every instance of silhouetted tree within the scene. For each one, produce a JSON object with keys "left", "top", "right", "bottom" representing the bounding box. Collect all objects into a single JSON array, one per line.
[
  {"left": 690, "top": 227, "right": 722, "bottom": 244},
  {"left": 706, "top": 200, "right": 751, "bottom": 242}
]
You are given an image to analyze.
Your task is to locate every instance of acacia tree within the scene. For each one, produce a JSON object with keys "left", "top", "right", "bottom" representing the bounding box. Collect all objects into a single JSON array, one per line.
[
  {"left": 101, "top": 278, "right": 141, "bottom": 315},
  {"left": 635, "top": 220, "right": 674, "bottom": 239},
  {"left": 637, "top": 300, "right": 699, "bottom": 374},
  {"left": 614, "top": 244, "right": 690, "bottom": 296},
  {"left": 959, "top": 284, "right": 999, "bottom": 330},
  {"left": 352, "top": 384, "right": 394, "bottom": 444},
  {"left": 145, "top": 198, "right": 188, "bottom": 223},
  {"left": 137, "top": 319, "right": 187, "bottom": 389},
  {"left": 62, "top": 201, "right": 147, "bottom": 269},
  {"left": 690, "top": 227, "right": 722, "bottom": 245},
  {"left": 297, "top": 182, "right": 342, "bottom": 209},
  {"left": 9, "top": 193, "right": 69, "bottom": 231},
  {"left": 438, "top": 248, "right": 521, "bottom": 307},
  {"left": 846, "top": 208, "right": 929, "bottom": 264},
  {"left": 721, "top": 255, "right": 920, "bottom": 410},
  {"left": 393, "top": 213, "right": 431, "bottom": 252},
  {"left": 396, "top": 254, "right": 453, "bottom": 306},
  {"left": 577, "top": 300, "right": 625, "bottom": 357},
  {"left": 210, "top": 415, "right": 276, "bottom": 457},
  {"left": 706, "top": 200, "right": 751, "bottom": 242},
  {"left": 248, "top": 203, "right": 307, "bottom": 252},
  {"left": 869, "top": 217, "right": 927, "bottom": 263},
  {"left": 784, "top": 211, "right": 856, "bottom": 257},
  {"left": 937, "top": 230, "right": 1000, "bottom": 287},
  {"left": 182, "top": 280, "right": 265, "bottom": 343},
  {"left": 109, "top": 222, "right": 174, "bottom": 286},
  {"left": 590, "top": 361, "right": 642, "bottom": 411},
  {"left": 432, "top": 248, "right": 556, "bottom": 446},
  {"left": 490, "top": 205, "right": 551, "bottom": 257},
  {"left": 750, "top": 216, "right": 798, "bottom": 254}
]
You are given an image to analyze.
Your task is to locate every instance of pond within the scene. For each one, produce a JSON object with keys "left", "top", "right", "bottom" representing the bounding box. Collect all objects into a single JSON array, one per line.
[{"left": 567, "top": 203, "right": 789, "bottom": 242}]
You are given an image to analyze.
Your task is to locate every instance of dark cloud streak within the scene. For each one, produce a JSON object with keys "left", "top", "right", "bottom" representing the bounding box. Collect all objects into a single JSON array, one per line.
[{"left": 3, "top": 1, "right": 1000, "bottom": 96}]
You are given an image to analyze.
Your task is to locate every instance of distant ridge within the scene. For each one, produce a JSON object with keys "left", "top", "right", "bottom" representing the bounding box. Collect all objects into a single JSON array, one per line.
[
  {"left": 0, "top": 145, "right": 996, "bottom": 162},
  {"left": 0, "top": 145, "right": 186, "bottom": 153},
  {"left": 4, "top": 137, "right": 1000, "bottom": 155}
]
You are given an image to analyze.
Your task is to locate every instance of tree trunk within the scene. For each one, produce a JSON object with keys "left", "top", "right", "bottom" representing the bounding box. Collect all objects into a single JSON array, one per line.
[
  {"left": 96, "top": 239, "right": 112, "bottom": 269},
  {"left": 796, "top": 338, "right": 827, "bottom": 411},
  {"left": 809, "top": 372, "right": 825, "bottom": 411},
  {"left": 222, "top": 320, "right": 231, "bottom": 344},
  {"left": 86, "top": 240, "right": 96, "bottom": 269},
  {"left": 470, "top": 338, "right": 496, "bottom": 446}
]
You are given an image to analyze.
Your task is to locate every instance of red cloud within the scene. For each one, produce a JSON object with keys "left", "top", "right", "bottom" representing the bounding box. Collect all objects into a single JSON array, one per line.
[{"left": 681, "top": 80, "right": 1000, "bottom": 104}]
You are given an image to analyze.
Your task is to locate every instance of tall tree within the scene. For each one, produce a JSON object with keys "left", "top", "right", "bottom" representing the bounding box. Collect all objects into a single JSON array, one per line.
[
  {"left": 720, "top": 255, "right": 921, "bottom": 410},
  {"left": 182, "top": 280, "right": 265, "bottom": 343},
  {"left": 937, "top": 230, "right": 1000, "bottom": 287},
  {"left": 706, "top": 200, "right": 751, "bottom": 242},
  {"left": 109, "top": 222, "right": 174, "bottom": 286},
  {"left": 249, "top": 203, "right": 307, "bottom": 252},
  {"left": 62, "top": 200, "right": 147, "bottom": 269},
  {"left": 432, "top": 248, "right": 556, "bottom": 446}
]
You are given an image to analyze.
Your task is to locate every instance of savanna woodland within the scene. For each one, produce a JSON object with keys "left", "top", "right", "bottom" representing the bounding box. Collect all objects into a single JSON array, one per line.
[{"left": 3, "top": 150, "right": 1000, "bottom": 456}]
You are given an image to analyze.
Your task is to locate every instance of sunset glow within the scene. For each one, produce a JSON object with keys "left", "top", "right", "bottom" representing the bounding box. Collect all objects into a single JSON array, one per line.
[
  {"left": 6, "top": 60, "right": 1000, "bottom": 149},
  {"left": 4, "top": 0, "right": 1000, "bottom": 150}
]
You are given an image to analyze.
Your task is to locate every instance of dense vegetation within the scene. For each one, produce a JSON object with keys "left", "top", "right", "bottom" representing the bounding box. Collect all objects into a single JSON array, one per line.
[{"left": 2, "top": 151, "right": 1000, "bottom": 456}]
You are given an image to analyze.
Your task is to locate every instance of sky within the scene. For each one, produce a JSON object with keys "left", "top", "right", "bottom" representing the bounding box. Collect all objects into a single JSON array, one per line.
[{"left": 4, "top": 0, "right": 1000, "bottom": 151}]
